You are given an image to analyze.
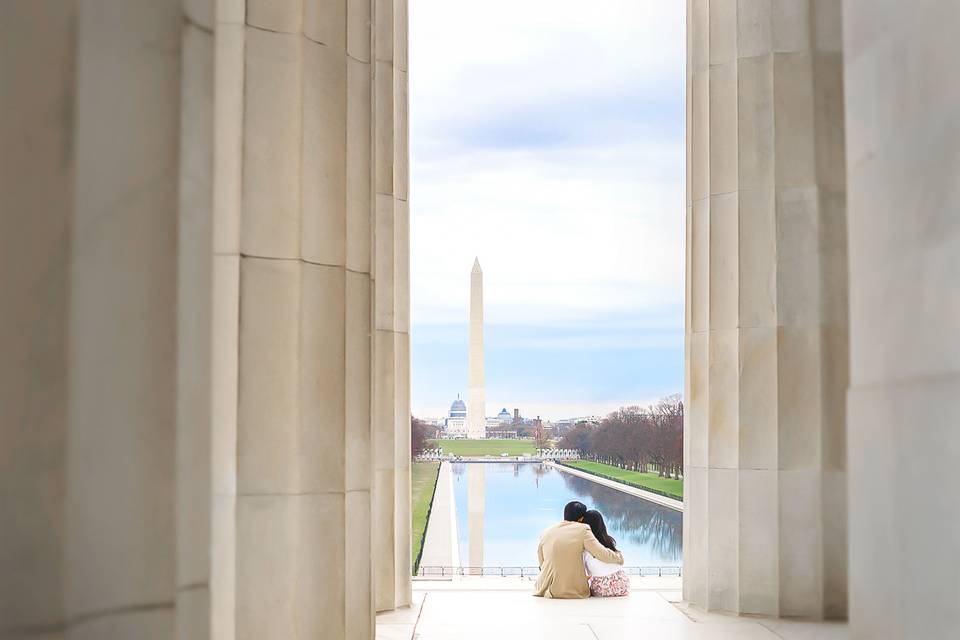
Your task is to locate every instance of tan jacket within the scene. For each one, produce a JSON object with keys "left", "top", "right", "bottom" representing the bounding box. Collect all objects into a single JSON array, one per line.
[{"left": 533, "top": 521, "right": 624, "bottom": 598}]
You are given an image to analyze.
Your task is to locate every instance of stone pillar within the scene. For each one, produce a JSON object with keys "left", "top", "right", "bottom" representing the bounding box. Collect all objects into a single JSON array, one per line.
[
  {"left": 843, "top": 3, "right": 960, "bottom": 637},
  {"left": 0, "top": 2, "right": 75, "bottom": 637},
  {"left": 176, "top": 2, "right": 216, "bottom": 640},
  {"left": 684, "top": 0, "right": 848, "bottom": 618},
  {"left": 3, "top": 0, "right": 405, "bottom": 637},
  {"left": 224, "top": 0, "right": 376, "bottom": 638},
  {"left": 64, "top": 1, "right": 182, "bottom": 638},
  {"left": 373, "top": 0, "right": 412, "bottom": 613}
]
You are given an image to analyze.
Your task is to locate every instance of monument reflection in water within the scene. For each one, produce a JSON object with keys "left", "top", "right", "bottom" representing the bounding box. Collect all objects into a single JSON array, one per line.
[{"left": 450, "top": 462, "right": 682, "bottom": 568}]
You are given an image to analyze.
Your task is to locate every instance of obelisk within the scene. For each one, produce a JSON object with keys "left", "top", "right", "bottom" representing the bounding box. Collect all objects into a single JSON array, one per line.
[{"left": 468, "top": 258, "right": 486, "bottom": 439}]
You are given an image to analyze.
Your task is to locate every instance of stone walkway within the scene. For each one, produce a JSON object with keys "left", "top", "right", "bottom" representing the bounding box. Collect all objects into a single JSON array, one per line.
[
  {"left": 376, "top": 577, "right": 848, "bottom": 639},
  {"left": 418, "top": 462, "right": 459, "bottom": 570},
  {"left": 547, "top": 461, "right": 684, "bottom": 511}
]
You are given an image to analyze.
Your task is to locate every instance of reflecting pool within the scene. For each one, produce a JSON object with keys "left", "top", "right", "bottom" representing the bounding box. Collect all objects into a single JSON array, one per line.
[{"left": 450, "top": 462, "right": 682, "bottom": 568}]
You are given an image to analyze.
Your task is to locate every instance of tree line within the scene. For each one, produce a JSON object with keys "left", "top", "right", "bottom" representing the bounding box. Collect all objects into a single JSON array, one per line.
[
  {"left": 557, "top": 394, "right": 683, "bottom": 479},
  {"left": 411, "top": 417, "right": 431, "bottom": 458}
]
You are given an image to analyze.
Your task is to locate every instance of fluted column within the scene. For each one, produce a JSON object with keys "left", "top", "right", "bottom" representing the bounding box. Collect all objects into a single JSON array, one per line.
[
  {"left": 3, "top": 0, "right": 400, "bottom": 638},
  {"left": 684, "top": 0, "right": 848, "bottom": 618},
  {"left": 372, "top": 0, "right": 411, "bottom": 613},
  {"left": 0, "top": 2, "right": 75, "bottom": 636},
  {"left": 64, "top": 1, "right": 182, "bottom": 638},
  {"left": 843, "top": 3, "right": 960, "bottom": 637},
  {"left": 220, "top": 1, "right": 375, "bottom": 638},
  {"left": 176, "top": 2, "right": 216, "bottom": 639}
]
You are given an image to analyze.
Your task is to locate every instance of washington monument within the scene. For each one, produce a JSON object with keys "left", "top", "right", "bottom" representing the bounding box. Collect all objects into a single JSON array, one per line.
[{"left": 468, "top": 258, "right": 486, "bottom": 439}]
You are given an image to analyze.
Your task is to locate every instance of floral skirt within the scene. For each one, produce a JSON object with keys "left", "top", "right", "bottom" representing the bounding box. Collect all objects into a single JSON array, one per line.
[{"left": 589, "top": 570, "right": 630, "bottom": 597}]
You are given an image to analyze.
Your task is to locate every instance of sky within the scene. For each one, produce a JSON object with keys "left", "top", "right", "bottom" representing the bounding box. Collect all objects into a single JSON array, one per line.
[{"left": 409, "top": 0, "right": 686, "bottom": 421}]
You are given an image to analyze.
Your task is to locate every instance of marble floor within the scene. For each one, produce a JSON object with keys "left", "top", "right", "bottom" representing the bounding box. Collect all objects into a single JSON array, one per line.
[{"left": 376, "top": 578, "right": 848, "bottom": 640}]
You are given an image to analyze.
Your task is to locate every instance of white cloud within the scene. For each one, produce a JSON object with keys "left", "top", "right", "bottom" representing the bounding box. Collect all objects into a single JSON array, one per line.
[{"left": 409, "top": 0, "right": 686, "bottom": 416}]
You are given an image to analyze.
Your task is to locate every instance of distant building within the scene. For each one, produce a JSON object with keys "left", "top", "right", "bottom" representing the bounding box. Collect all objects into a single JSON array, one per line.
[
  {"left": 512, "top": 408, "right": 522, "bottom": 425},
  {"left": 497, "top": 408, "right": 512, "bottom": 424},
  {"left": 445, "top": 395, "right": 467, "bottom": 437}
]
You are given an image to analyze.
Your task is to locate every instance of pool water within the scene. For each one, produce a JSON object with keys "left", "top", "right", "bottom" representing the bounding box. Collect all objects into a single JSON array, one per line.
[{"left": 450, "top": 462, "right": 682, "bottom": 569}]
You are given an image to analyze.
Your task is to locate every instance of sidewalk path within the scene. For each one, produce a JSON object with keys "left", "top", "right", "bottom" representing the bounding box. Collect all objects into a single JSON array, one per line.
[
  {"left": 376, "top": 579, "right": 847, "bottom": 640},
  {"left": 419, "top": 462, "right": 460, "bottom": 570},
  {"left": 547, "top": 461, "right": 684, "bottom": 512}
]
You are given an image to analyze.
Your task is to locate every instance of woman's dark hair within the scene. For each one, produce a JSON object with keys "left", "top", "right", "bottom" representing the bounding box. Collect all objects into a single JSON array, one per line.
[
  {"left": 583, "top": 509, "right": 617, "bottom": 552},
  {"left": 563, "top": 501, "right": 587, "bottom": 522}
]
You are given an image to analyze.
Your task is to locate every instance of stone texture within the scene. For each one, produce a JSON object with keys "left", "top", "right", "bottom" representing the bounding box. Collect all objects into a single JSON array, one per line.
[
  {"left": 3, "top": 0, "right": 405, "bottom": 635},
  {"left": 684, "top": 0, "right": 848, "bottom": 619},
  {"left": 304, "top": 0, "right": 346, "bottom": 50},
  {"left": 65, "top": 0, "right": 180, "bottom": 625},
  {"left": 213, "top": 22, "right": 243, "bottom": 255},
  {"left": 176, "top": 19, "right": 215, "bottom": 624},
  {"left": 372, "top": 0, "right": 412, "bottom": 613},
  {"left": 300, "top": 39, "right": 347, "bottom": 266},
  {"left": 346, "top": 55, "right": 373, "bottom": 272},
  {"left": 246, "top": 0, "right": 302, "bottom": 34},
  {"left": 0, "top": 1, "right": 74, "bottom": 633},
  {"left": 844, "top": 2, "right": 960, "bottom": 636},
  {"left": 299, "top": 264, "right": 347, "bottom": 494},
  {"left": 237, "top": 258, "right": 301, "bottom": 496},
  {"left": 241, "top": 28, "right": 302, "bottom": 259}
]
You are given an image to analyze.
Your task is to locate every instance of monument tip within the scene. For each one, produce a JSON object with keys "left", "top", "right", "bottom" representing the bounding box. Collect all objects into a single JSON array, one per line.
[{"left": 472, "top": 257, "right": 482, "bottom": 273}]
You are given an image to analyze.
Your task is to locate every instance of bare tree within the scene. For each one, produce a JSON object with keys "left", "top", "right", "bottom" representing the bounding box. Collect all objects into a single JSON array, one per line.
[
  {"left": 411, "top": 416, "right": 431, "bottom": 458},
  {"left": 556, "top": 395, "right": 683, "bottom": 479}
]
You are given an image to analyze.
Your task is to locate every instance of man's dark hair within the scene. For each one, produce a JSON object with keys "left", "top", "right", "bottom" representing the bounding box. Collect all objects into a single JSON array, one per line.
[{"left": 563, "top": 501, "right": 587, "bottom": 522}]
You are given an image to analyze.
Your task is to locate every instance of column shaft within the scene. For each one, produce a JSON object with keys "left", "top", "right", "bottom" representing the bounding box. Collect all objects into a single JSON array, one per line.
[
  {"left": 64, "top": 1, "right": 182, "bottom": 638},
  {"left": 0, "top": 2, "right": 76, "bottom": 636},
  {"left": 177, "top": 2, "right": 216, "bottom": 639},
  {"left": 684, "top": 0, "right": 848, "bottom": 618},
  {"left": 229, "top": 1, "right": 375, "bottom": 638},
  {"left": 372, "top": 0, "right": 412, "bottom": 613},
  {"left": 844, "top": 3, "right": 960, "bottom": 637},
  {"left": 3, "top": 0, "right": 400, "bottom": 638}
]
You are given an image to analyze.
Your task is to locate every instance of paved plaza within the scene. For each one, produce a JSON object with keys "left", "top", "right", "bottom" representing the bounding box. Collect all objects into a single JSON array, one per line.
[{"left": 377, "top": 578, "right": 847, "bottom": 639}]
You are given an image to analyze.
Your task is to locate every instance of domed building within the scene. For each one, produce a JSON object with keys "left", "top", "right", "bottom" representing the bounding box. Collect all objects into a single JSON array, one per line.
[
  {"left": 445, "top": 395, "right": 468, "bottom": 437},
  {"left": 497, "top": 408, "right": 512, "bottom": 424}
]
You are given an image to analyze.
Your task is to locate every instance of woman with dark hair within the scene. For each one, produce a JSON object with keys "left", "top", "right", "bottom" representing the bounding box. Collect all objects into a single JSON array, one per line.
[{"left": 581, "top": 510, "right": 630, "bottom": 597}]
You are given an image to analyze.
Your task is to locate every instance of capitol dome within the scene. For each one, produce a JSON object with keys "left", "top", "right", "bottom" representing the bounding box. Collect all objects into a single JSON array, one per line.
[{"left": 449, "top": 396, "right": 467, "bottom": 419}]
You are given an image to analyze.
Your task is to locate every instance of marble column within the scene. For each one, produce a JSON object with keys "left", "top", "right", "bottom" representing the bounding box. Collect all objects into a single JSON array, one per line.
[
  {"left": 684, "top": 0, "right": 848, "bottom": 618},
  {"left": 176, "top": 2, "right": 216, "bottom": 639},
  {"left": 222, "top": 0, "right": 377, "bottom": 638},
  {"left": 0, "top": 2, "right": 75, "bottom": 637},
  {"left": 2, "top": 0, "right": 406, "bottom": 637},
  {"left": 373, "top": 0, "right": 412, "bottom": 613},
  {"left": 64, "top": 2, "right": 182, "bottom": 638},
  {"left": 843, "top": 3, "right": 960, "bottom": 637}
]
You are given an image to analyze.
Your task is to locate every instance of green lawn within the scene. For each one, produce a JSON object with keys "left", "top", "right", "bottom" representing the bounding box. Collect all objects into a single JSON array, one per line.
[
  {"left": 429, "top": 438, "right": 537, "bottom": 457},
  {"left": 411, "top": 461, "right": 440, "bottom": 574},
  {"left": 564, "top": 460, "right": 683, "bottom": 500}
]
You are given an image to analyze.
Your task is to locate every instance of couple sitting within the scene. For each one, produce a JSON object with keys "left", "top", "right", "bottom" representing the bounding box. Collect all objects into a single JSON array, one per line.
[{"left": 534, "top": 500, "right": 630, "bottom": 598}]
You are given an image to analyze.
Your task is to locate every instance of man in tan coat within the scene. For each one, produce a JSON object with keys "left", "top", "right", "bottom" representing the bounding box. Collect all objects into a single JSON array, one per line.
[{"left": 534, "top": 501, "right": 624, "bottom": 598}]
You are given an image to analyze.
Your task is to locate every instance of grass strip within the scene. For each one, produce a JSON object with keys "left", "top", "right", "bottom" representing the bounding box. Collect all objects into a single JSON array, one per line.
[{"left": 560, "top": 460, "right": 683, "bottom": 500}]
